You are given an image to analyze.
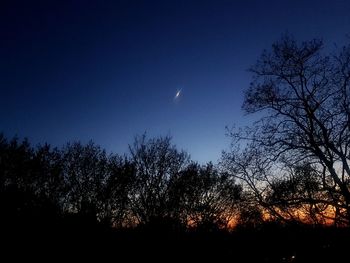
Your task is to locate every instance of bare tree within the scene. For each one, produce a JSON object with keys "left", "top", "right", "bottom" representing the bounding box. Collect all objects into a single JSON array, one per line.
[
  {"left": 60, "top": 142, "right": 109, "bottom": 222},
  {"left": 266, "top": 163, "right": 332, "bottom": 224},
  {"left": 128, "top": 134, "right": 190, "bottom": 228},
  {"left": 102, "top": 155, "right": 136, "bottom": 228},
  {"left": 223, "top": 35, "right": 350, "bottom": 225},
  {"left": 183, "top": 163, "right": 242, "bottom": 230}
]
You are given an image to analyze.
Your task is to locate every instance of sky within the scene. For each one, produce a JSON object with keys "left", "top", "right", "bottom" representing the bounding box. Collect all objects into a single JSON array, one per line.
[{"left": 1, "top": 0, "right": 350, "bottom": 164}]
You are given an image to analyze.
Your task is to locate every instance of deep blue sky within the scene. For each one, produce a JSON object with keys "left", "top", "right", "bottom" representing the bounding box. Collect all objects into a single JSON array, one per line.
[{"left": 1, "top": 0, "right": 349, "bottom": 163}]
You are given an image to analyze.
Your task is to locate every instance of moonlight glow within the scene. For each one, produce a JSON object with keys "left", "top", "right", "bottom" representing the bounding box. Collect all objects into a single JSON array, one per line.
[{"left": 174, "top": 89, "right": 182, "bottom": 100}]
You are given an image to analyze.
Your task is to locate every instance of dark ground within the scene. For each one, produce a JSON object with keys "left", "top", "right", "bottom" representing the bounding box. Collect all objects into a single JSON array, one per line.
[{"left": 2, "top": 219, "right": 349, "bottom": 262}]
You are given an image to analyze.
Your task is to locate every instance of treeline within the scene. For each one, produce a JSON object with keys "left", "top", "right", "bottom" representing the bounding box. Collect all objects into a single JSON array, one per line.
[
  {"left": 3, "top": 133, "right": 349, "bottom": 262},
  {"left": 1, "top": 130, "right": 347, "bottom": 236},
  {"left": 0, "top": 134, "right": 243, "bottom": 233}
]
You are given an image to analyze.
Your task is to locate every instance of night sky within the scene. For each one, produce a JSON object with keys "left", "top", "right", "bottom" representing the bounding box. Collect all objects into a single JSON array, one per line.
[{"left": 1, "top": 0, "right": 349, "bottom": 163}]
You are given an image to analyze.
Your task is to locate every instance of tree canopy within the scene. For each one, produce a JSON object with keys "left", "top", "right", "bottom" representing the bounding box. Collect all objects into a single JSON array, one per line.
[{"left": 222, "top": 35, "right": 350, "bottom": 226}]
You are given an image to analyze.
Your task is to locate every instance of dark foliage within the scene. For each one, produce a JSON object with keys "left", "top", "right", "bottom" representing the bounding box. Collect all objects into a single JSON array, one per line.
[{"left": 1, "top": 133, "right": 349, "bottom": 262}]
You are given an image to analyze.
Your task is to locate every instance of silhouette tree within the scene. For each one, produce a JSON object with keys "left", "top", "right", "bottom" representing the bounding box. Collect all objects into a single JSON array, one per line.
[
  {"left": 265, "top": 163, "right": 332, "bottom": 224},
  {"left": 128, "top": 134, "right": 190, "bottom": 230},
  {"left": 1, "top": 131, "right": 350, "bottom": 261},
  {"left": 173, "top": 162, "right": 241, "bottom": 231},
  {"left": 236, "top": 201, "right": 264, "bottom": 228},
  {"left": 0, "top": 135, "right": 63, "bottom": 237},
  {"left": 31, "top": 144, "right": 66, "bottom": 214},
  {"left": 102, "top": 155, "right": 136, "bottom": 228},
  {"left": 60, "top": 142, "right": 109, "bottom": 225},
  {"left": 223, "top": 35, "right": 350, "bottom": 225},
  {"left": 0, "top": 135, "right": 33, "bottom": 189}
]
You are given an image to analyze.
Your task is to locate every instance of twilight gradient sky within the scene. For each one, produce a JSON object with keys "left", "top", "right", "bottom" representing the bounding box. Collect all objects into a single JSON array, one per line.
[{"left": 1, "top": 0, "right": 350, "bottom": 163}]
